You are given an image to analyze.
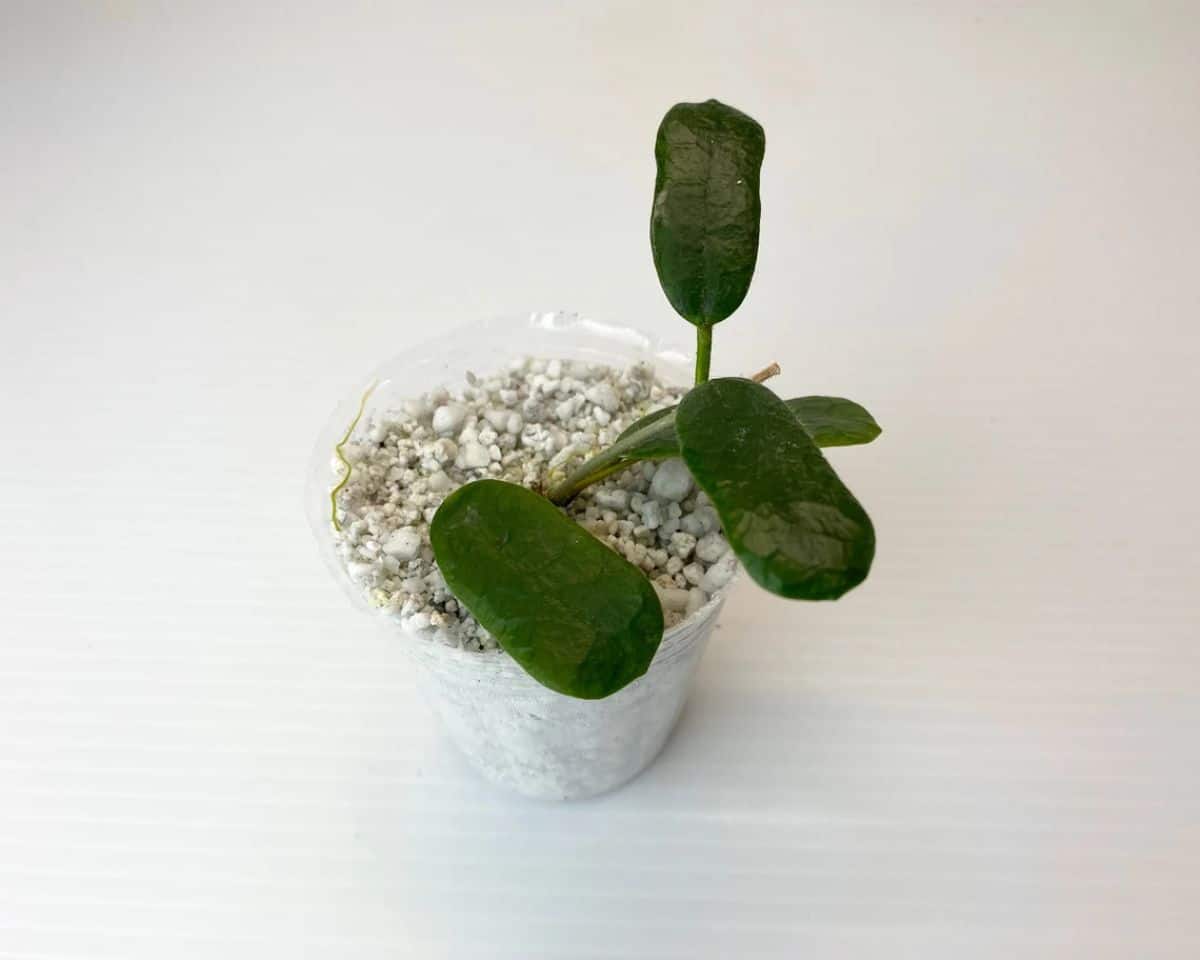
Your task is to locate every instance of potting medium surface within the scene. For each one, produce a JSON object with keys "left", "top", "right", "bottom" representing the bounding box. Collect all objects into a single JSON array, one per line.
[{"left": 327, "top": 357, "right": 739, "bottom": 652}]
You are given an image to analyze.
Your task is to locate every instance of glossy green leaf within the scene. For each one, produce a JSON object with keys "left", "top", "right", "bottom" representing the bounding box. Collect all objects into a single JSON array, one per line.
[
  {"left": 547, "top": 395, "right": 881, "bottom": 505},
  {"left": 430, "top": 479, "right": 664, "bottom": 699},
  {"left": 785, "top": 396, "right": 882, "bottom": 447},
  {"left": 617, "top": 396, "right": 880, "bottom": 450},
  {"left": 651, "top": 99, "right": 765, "bottom": 326},
  {"left": 676, "top": 378, "right": 876, "bottom": 600}
]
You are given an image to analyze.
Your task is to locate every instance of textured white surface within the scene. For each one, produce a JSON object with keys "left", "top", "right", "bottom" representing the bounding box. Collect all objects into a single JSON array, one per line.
[
  {"left": 403, "top": 592, "right": 723, "bottom": 800},
  {"left": 2, "top": 2, "right": 1198, "bottom": 957}
]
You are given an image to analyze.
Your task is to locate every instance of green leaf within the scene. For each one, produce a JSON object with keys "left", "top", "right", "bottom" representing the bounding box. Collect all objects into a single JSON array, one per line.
[
  {"left": 615, "top": 405, "right": 676, "bottom": 443},
  {"left": 546, "top": 395, "right": 881, "bottom": 505},
  {"left": 545, "top": 406, "right": 680, "bottom": 504},
  {"left": 430, "top": 479, "right": 664, "bottom": 699},
  {"left": 785, "top": 396, "right": 882, "bottom": 447},
  {"left": 617, "top": 396, "right": 880, "bottom": 450},
  {"left": 651, "top": 99, "right": 765, "bottom": 326},
  {"left": 675, "top": 378, "right": 876, "bottom": 600}
]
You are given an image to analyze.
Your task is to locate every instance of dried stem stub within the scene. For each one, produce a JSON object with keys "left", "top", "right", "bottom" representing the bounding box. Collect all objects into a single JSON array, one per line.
[{"left": 750, "top": 362, "right": 781, "bottom": 384}]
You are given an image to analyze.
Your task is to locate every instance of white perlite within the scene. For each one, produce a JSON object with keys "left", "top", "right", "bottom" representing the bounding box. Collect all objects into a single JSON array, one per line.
[{"left": 330, "top": 357, "right": 735, "bottom": 651}]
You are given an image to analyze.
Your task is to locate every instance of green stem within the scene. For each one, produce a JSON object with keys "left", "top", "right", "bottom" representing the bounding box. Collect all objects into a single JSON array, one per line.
[
  {"left": 694, "top": 325, "right": 712, "bottom": 384},
  {"left": 546, "top": 452, "right": 636, "bottom": 505},
  {"left": 330, "top": 381, "right": 378, "bottom": 531},
  {"left": 545, "top": 356, "right": 779, "bottom": 506}
]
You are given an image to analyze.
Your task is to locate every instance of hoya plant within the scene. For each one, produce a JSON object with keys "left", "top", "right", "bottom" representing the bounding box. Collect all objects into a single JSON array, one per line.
[{"left": 431, "top": 99, "right": 880, "bottom": 700}]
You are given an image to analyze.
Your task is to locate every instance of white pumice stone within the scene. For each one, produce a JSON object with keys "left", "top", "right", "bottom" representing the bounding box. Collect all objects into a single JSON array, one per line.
[
  {"left": 694, "top": 506, "right": 721, "bottom": 535},
  {"left": 669, "top": 531, "right": 697, "bottom": 559},
  {"left": 585, "top": 383, "right": 620, "bottom": 413},
  {"left": 640, "top": 499, "right": 664, "bottom": 530},
  {"left": 694, "top": 532, "right": 730, "bottom": 563},
  {"left": 432, "top": 403, "right": 467, "bottom": 435},
  {"left": 548, "top": 443, "right": 579, "bottom": 471},
  {"left": 701, "top": 552, "right": 739, "bottom": 592},
  {"left": 381, "top": 527, "right": 422, "bottom": 561},
  {"left": 594, "top": 489, "right": 629, "bottom": 511},
  {"left": 649, "top": 458, "right": 693, "bottom": 502},
  {"left": 654, "top": 585, "right": 691, "bottom": 612},
  {"left": 483, "top": 408, "right": 510, "bottom": 431},
  {"left": 459, "top": 442, "right": 491, "bottom": 469},
  {"left": 685, "top": 587, "right": 709, "bottom": 616},
  {"left": 330, "top": 358, "right": 737, "bottom": 647},
  {"left": 431, "top": 438, "right": 457, "bottom": 464}
]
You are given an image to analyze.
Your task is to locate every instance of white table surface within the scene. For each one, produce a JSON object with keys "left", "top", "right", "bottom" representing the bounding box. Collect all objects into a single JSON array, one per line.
[{"left": 3, "top": 2, "right": 1198, "bottom": 957}]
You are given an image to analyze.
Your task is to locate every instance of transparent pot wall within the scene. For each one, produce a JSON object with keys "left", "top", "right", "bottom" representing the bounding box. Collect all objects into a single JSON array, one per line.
[
  {"left": 307, "top": 312, "right": 727, "bottom": 800},
  {"left": 404, "top": 593, "right": 724, "bottom": 800}
]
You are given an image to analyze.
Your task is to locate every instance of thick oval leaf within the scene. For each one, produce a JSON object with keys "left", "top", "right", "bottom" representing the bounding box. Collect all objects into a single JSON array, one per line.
[
  {"left": 651, "top": 99, "right": 765, "bottom": 326},
  {"left": 676, "top": 379, "right": 875, "bottom": 600},
  {"left": 547, "top": 395, "right": 881, "bottom": 504},
  {"left": 430, "top": 479, "right": 664, "bottom": 699},
  {"left": 617, "top": 397, "right": 881, "bottom": 450},
  {"left": 786, "top": 396, "right": 882, "bottom": 447}
]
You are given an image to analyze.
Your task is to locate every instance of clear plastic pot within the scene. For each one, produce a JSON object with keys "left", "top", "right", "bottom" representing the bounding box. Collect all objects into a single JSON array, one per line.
[{"left": 306, "top": 311, "right": 729, "bottom": 800}]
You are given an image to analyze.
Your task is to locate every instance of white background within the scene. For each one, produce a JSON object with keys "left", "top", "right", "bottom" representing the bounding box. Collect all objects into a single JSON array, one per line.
[{"left": 2, "top": 2, "right": 1198, "bottom": 957}]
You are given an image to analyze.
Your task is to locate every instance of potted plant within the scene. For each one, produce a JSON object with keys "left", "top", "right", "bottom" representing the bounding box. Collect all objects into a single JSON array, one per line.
[{"left": 309, "top": 99, "right": 881, "bottom": 799}]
